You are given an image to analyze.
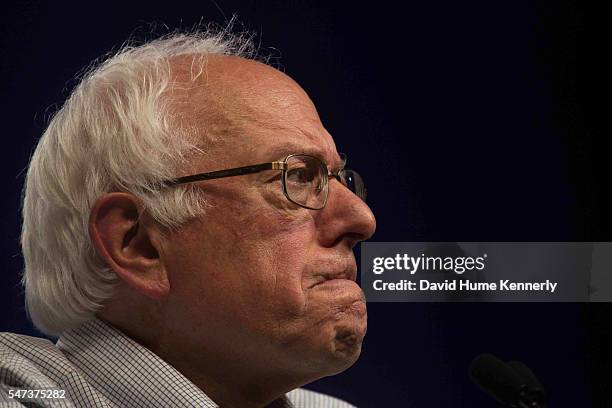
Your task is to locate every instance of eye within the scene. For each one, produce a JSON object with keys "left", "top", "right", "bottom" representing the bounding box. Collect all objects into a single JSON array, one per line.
[{"left": 286, "top": 166, "right": 317, "bottom": 185}]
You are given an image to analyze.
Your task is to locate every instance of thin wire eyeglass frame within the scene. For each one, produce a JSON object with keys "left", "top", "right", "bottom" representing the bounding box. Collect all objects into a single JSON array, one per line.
[{"left": 162, "top": 153, "right": 367, "bottom": 210}]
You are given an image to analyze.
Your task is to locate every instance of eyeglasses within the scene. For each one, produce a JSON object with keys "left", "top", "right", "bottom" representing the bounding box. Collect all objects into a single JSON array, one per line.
[{"left": 164, "top": 153, "right": 367, "bottom": 210}]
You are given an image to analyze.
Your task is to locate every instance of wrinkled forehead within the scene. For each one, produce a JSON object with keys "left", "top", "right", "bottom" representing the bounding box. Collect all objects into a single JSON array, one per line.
[{"left": 169, "top": 54, "right": 340, "bottom": 169}]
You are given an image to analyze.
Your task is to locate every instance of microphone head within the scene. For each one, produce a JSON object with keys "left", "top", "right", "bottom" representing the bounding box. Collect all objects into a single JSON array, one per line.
[
  {"left": 507, "top": 360, "right": 543, "bottom": 389},
  {"left": 469, "top": 353, "right": 526, "bottom": 406}
]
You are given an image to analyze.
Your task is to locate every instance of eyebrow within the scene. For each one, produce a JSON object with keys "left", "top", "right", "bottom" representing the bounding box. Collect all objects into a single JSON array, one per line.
[
  {"left": 264, "top": 143, "right": 344, "bottom": 168},
  {"left": 264, "top": 143, "right": 320, "bottom": 159}
]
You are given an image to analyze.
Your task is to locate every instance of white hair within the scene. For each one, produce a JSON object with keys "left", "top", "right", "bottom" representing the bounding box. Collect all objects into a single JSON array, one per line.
[{"left": 21, "top": 26, "right": 256, "bottom": 336}]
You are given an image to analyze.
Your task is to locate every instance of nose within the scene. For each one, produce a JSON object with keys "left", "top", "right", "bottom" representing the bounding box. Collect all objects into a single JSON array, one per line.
[{"left": 316, "top": 178, "right": 377, "bottom": 248}]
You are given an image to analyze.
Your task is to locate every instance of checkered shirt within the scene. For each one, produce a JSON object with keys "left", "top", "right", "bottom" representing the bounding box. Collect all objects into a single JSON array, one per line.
[{"left": 0, "top": 318, "right": 356, "bottom": 407}]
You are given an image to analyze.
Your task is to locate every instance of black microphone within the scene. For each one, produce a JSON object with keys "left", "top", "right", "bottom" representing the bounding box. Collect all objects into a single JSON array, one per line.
[
  {"left": 469, "top": 353, "right": 547, "bottom": 408},
  {"left": 506, "top": 360, "right": 544, "bottom": 390}
]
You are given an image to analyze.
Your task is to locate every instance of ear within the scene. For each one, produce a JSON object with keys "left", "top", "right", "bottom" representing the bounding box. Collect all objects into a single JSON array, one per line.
[{"left": 89, "top": 193, "right": 170, "bottom": 299}]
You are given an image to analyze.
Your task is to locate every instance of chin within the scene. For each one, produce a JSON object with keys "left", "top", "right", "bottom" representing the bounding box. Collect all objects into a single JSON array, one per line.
[
  {"left": 320, "top": 340, "right": 363, "bottom": 376},
  {"left": 295, "top": 292, "right": 367, "bottom": 375},
  {"left": 322, "top": 315, "right": 367, "bottom": 375},
  {"left": 334, "top": 325, "right": 364, "bottom": 356}
]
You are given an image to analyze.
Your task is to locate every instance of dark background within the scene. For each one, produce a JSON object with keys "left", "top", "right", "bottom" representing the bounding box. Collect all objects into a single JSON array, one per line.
[{"left": 1, "top": 1, "right": 609, "bottom": 406}]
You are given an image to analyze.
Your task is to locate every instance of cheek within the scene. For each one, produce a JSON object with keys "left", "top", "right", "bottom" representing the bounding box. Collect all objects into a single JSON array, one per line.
[
  {"left": 193, "top": 203, "right": 317, "bottom": 320},
  {"left": 244, "top": 215, "right": 317, "bottom": 316},
  {"left": 265, "top": 233, "right": 314, "bottom": 311}
]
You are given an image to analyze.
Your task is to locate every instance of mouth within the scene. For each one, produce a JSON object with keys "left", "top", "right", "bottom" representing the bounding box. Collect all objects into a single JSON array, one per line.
[{"left": 310, "top": 267, "right": 357, "bottom": 288}]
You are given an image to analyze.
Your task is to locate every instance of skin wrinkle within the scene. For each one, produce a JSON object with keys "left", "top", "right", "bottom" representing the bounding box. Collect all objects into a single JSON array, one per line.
[{"left": 97, "top": 54, "right": 376, "bottom": 408}]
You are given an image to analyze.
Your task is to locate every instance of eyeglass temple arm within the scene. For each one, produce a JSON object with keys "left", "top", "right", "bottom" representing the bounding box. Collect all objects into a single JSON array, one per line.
[{"left": 166, "top": 161, "right": 287, "bottom": 186}]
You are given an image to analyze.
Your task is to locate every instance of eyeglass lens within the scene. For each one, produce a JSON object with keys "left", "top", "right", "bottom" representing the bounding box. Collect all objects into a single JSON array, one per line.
[
  {"left": 341, "top": 169, "right": 367, "bottom": 201},
  {"left": 284, "top": 155, "right": 328, "bottom": 209},
  {"left": 284, "top": 155, "right": 367, "bottom": 210}
]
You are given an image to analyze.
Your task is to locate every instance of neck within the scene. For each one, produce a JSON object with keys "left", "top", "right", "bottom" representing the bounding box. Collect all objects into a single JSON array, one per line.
[
  {"left": 99, "top": 297, "right": 329, "bottom": 407},
  {"left": 99, "top": 312, "right": 318, "bottom": 408},
  {"left": 153, "top": 336, "right": 313, "bottom": 408}
]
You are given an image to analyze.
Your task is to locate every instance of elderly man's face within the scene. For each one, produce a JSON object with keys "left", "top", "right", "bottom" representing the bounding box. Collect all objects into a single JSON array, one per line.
[{"left": 159, "top": 56, "right": 376, "bottom": 381}]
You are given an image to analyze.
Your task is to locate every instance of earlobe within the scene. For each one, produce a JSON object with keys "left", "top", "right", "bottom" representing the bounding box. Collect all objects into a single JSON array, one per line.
[{"left": 89, "top": 193, "right": 170, "bottom": 299}]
